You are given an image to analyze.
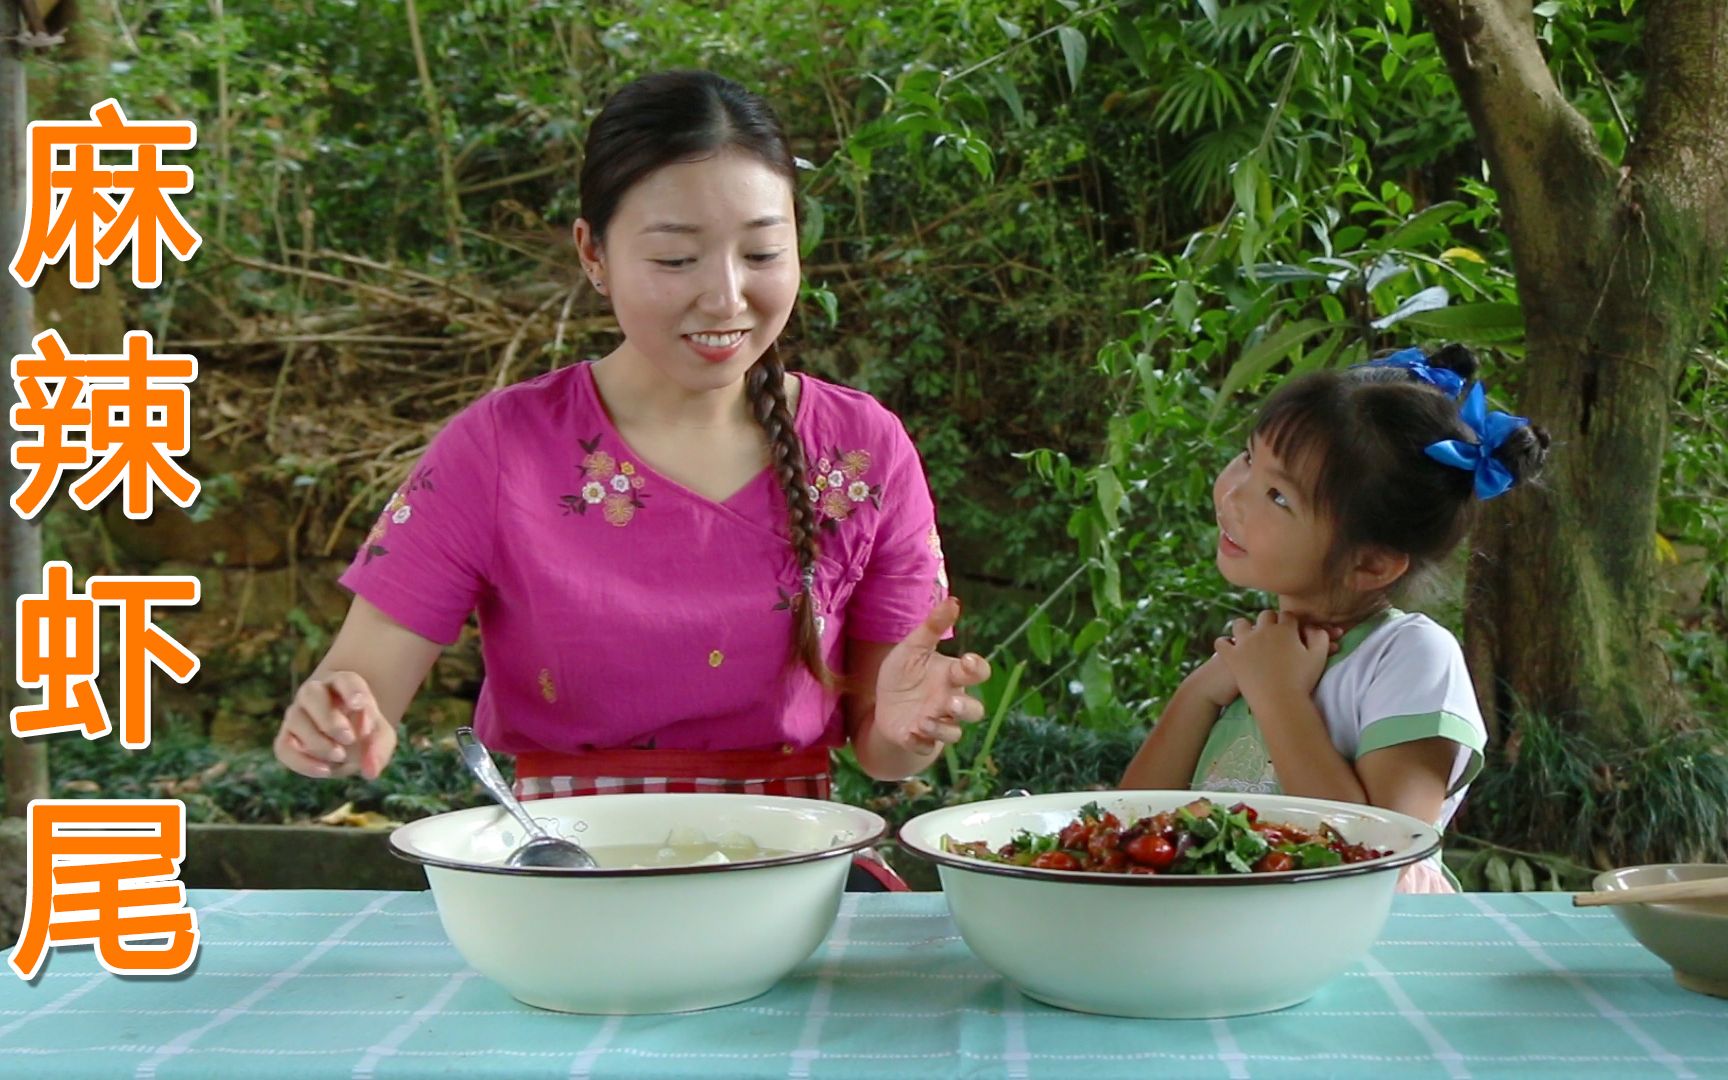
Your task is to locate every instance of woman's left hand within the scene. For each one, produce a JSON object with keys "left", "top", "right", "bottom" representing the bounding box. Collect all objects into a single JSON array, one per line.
[{"left": 874, "top": 597, "right": 991, "bottom": 753}]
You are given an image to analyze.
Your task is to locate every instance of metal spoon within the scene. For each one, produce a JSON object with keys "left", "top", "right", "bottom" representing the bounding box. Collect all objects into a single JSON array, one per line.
[{"left": 455, "top": 726, "right": 598, "bottom": 870}]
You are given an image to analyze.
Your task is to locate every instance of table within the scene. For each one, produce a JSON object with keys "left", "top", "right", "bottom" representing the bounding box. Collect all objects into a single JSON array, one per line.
[{"left": 2, "top": 890, "right": 1724, "bottom": 1078}]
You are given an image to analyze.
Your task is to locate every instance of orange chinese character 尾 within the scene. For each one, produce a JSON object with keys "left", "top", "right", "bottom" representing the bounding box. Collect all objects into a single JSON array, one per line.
[
  {"left": 12, "top": 560, "right": 200, "bottom": 749},
  {"left": 9, "top": 98, "right": 201, "bottom": 290},
  {"left": 9, "top": 328, "right": 199, "bottom": 519},
  {"left": 8, "top": 800, "right": 200, "bottom": 981}
]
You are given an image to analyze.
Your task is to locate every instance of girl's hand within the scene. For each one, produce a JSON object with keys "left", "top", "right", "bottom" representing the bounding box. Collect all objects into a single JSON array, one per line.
[
  {"left": 1214, "top": 609, "right": 1332, "bottom": 707},
  {"left": 274, "top": 671, "right": 397, "bottom": 780},
  {"left": 1182, "top": 652, "right": 1241, "bottom": 710},
  {"left": 873, "top": 597, "right": 991, "bottom": 753}
]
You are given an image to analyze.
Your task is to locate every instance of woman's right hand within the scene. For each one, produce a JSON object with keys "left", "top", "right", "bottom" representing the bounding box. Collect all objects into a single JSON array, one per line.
[{"left": 274, "top": 671, "right": 398, "bottom": 780}]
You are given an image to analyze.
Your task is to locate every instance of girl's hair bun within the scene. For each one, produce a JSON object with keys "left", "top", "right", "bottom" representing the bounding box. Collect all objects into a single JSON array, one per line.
[
  {"left": 1497, "top": 421, "right": 1552, "bottom": 487},
  {"left": 1425, "top": 343, "right": 1480, "bottom": 382}
]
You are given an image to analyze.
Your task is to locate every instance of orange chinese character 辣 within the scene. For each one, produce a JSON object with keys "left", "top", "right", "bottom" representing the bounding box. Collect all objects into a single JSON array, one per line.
[
  {"left": 11, "top": 560, "right": 200, "bottom": 749},
  {"left": 9, "top": 98, "right": 200, "bottom": 291},
  {"left": 8, "top": 800, "right": 200, "bottom": 982},
  {"left": 7, "top": 329, "right": 91, "bottom": 518},
  {"left": 9, "top": 328, "right": 199, "bottom": 520}
]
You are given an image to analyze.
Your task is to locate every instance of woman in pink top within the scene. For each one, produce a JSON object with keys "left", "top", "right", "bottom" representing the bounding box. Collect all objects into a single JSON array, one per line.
[{"left": 271, "top": 71, "right": 990, "bottom": 888}]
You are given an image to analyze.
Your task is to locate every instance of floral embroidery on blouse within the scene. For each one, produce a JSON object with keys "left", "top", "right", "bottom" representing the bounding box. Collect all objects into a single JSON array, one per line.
[
  {"left": 361, "top": 466, "right": 436, "bottom": 563},
  {"left": 928, "top": 524, "right": 949, "bottom": 590},
  {"left": 560, "top": 436, "right": 648, "bottom": 527},
  {"left": 806, "top": 447, "right": 880, "bottom": 527}
]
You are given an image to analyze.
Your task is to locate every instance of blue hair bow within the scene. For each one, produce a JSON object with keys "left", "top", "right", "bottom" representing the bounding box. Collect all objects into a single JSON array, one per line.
[
  {"left": 1424, "top": 382, "right": 1528, "bottom": 500},
  {"left": 1363, "top": 347, "right": 1467, "bottom": 398}
]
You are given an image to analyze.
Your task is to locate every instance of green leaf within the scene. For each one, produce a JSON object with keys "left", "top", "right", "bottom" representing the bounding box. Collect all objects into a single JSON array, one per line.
[
  {"left": 1078, "top": 649, "right": 1114, "bottom": 711},
  {"left": 1196, "top": 0, "right": 1221, "bottom": 26},
  {"left": 1027, "top": 610, "right": 1054, "bottom": 665},
  {"left": 1379, "top": 200, "right": 1465, "bottom": 250},
  {"left": 1232, "top": 828, "right": 1270, "bottom": 863},
  {"left": 1289, "top": 328, "right": 1345, "bottom": 377},
  {"left": 1370, "top": 285, "right": 1449, "bottom": 330},
  {"left": 953, "top": 136, "right": 994, "bottom": 181},
  {"left": 1485, "top": 854, "right": 1513, "bottom": 892},
  {"left": 801, "top": 282, "right": 839, "bottom": 327},
  {"left": 1172, "top": 282, "right": 1199, "bottom": 327},
  {"left": 1364, "top": 253, "right": 1406, "bottom": 293},
  {"left": 1513, "top": 857, "right": 1538, "bottom": 892},
  {"left": 995, "top": 14, "right": 1024, "bottom": 39},
  {"left": 1098, "top": 550, "right": 1123, "bottom": 610},
  {"left": 1057, "top": 26, "right": 1088, "bottom": 93},
  {"left": 986, "top": 71, "right": 1027, "bottom": 128},
  {"left": 1398, "top": 301, "right": 1526, "bottom": 344},
  {"left": 1287, "top": 842, "right": 1342, "bottom": 869},
  {"left": 1111, "top": 14, "right": 1150, "bottom": 75},
  {"left": 973, "top": 660, "right": 1024, "bottom": 772},
  {"left": 1072, "top": 618, "right": 1110, "bottom": 658},
  {"left": 1215, "top": 318, "right": 1333, "bottom": 408},
  {"left": 1244, "top": 262, "right": 1328, "bottom": 285},
  {"left": 798, "top": 196, "right": 825, "bottom": 258},
  {"left": 1231, "top": 157, "right": 1260, "bottom": 221},
  {"left": 1095, "top": 465, "right": 1125, "bottom": 530}
]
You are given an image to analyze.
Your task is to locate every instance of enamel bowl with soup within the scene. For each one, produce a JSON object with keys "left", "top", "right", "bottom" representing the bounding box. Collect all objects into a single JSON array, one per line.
[
  {"left": 390, "top": 792, "right": 887, "bottom": 1014},
  {"left": 900, "top": 789, "right": 1440, "bottom": 1019}
]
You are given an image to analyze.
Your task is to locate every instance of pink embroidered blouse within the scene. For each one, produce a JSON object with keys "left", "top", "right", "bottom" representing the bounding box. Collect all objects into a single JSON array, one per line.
[{"left": 340, "top": 362, "right": 949, "bottom": 758}]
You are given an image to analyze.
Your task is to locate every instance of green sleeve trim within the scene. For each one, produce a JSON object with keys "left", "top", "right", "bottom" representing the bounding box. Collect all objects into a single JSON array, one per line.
[{"left": 1356, "top": 711, "right": 1486, "bottom": 794}]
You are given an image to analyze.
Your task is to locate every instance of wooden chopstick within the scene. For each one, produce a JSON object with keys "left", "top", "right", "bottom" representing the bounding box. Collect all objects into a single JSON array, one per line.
[{"left": 1573, "top": 876, "right": 1728, "bottom": 908}]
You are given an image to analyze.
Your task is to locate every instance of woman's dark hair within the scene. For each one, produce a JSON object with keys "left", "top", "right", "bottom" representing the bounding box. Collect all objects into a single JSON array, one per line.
[
  {"left": 1254, "top": 344, "right": 1552, "bottom": 599},
  {"left": 579, "top": 71, "right": 834, "bottom": 686}
]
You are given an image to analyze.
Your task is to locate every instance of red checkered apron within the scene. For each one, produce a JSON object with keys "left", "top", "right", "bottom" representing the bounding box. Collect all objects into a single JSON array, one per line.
[{"left": 511, "top": 745, "right": 907, "bottom": 890}]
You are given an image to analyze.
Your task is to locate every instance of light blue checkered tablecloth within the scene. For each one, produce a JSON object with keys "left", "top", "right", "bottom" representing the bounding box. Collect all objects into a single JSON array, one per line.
[{"left": 2, "top": 890, "right": 1724, "bottom": 1078}]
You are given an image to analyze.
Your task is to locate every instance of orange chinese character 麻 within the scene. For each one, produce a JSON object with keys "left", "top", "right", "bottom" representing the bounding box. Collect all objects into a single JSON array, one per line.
[
  {"left": 9, "top": 98, "right": 200, "bottom": 290},
  {"left": 12, "top": 560, "right": 200, "bottom": 749},
  {"left": 8, "top": 800, "right": 200, "bottom": 981},
  {"left": 9, "top": 328, "right": 199, "bottom": 520}
]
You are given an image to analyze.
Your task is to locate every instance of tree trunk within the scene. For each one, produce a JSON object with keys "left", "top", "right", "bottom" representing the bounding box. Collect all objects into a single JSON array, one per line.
[
  {"left": 1417, "top": 0, "right": 1728, "bottom": 743},
  {"left": 2, "top": 2, "right": 50, "bottom": 817}
]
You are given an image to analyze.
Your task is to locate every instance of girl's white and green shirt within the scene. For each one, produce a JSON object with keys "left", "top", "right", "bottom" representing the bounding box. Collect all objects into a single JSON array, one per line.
[{"left": 1189, "top": 609, "right": 1488, "bottom": 832}]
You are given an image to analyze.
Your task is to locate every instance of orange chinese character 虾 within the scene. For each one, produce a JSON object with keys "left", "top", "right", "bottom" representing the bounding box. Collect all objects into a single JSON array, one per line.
[
  {"left": 11, "top": 560, "right": 200, "bottom": 749},
  {"left": 8, "top": 800, "right": 200, "bottom": 981},
  {"left": 86, "top": 573, "right": 201, "bottom": 747},
  {"left": 11, "top": 560, "right": 106, "bottom": 740},
  {"left": 9, "top": 98, "right": 200, "bottom": 290},
  {"left": 9, "top": 328, "right": 198, "bottom": 520}
]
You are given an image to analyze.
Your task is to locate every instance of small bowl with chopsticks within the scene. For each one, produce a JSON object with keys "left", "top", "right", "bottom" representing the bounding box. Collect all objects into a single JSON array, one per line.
[{"left": 1578, "top": 864, "right": 1728, "bottom": 998}]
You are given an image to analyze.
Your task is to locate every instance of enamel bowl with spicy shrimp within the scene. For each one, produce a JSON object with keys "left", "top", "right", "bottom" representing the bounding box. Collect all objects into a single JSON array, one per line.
[{"left": 899, "top": 790, "right": 1440, "bottom": 1019}]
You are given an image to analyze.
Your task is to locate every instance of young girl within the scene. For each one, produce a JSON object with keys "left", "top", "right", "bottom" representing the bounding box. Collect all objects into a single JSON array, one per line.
[
  {"left": 1119, "top": 345, "right": 1550, "bottom": 891},
  {"left": 271, "top": 71, "right": 990, "bottom": 890}
]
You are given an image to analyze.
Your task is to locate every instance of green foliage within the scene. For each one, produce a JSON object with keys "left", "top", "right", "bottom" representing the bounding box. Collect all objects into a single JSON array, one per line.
[
  {"left": 1459, "top": 707, "right": 1728, "bottom": 871},
  {"left": 28, "top": 0, "right": 1723, "bottom": 876},
  {"left": 1445, "top": 840, "right": 1597, "bottom": 894},
  {"left": 833, "top": 713, "right": 1144, "bottom": 829},
  {"left": 5, "top": 723, "right": 489, "bottom": 825},
  {"left": 1660, "top": 356, "right": 1728, "bottom": 715}
]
